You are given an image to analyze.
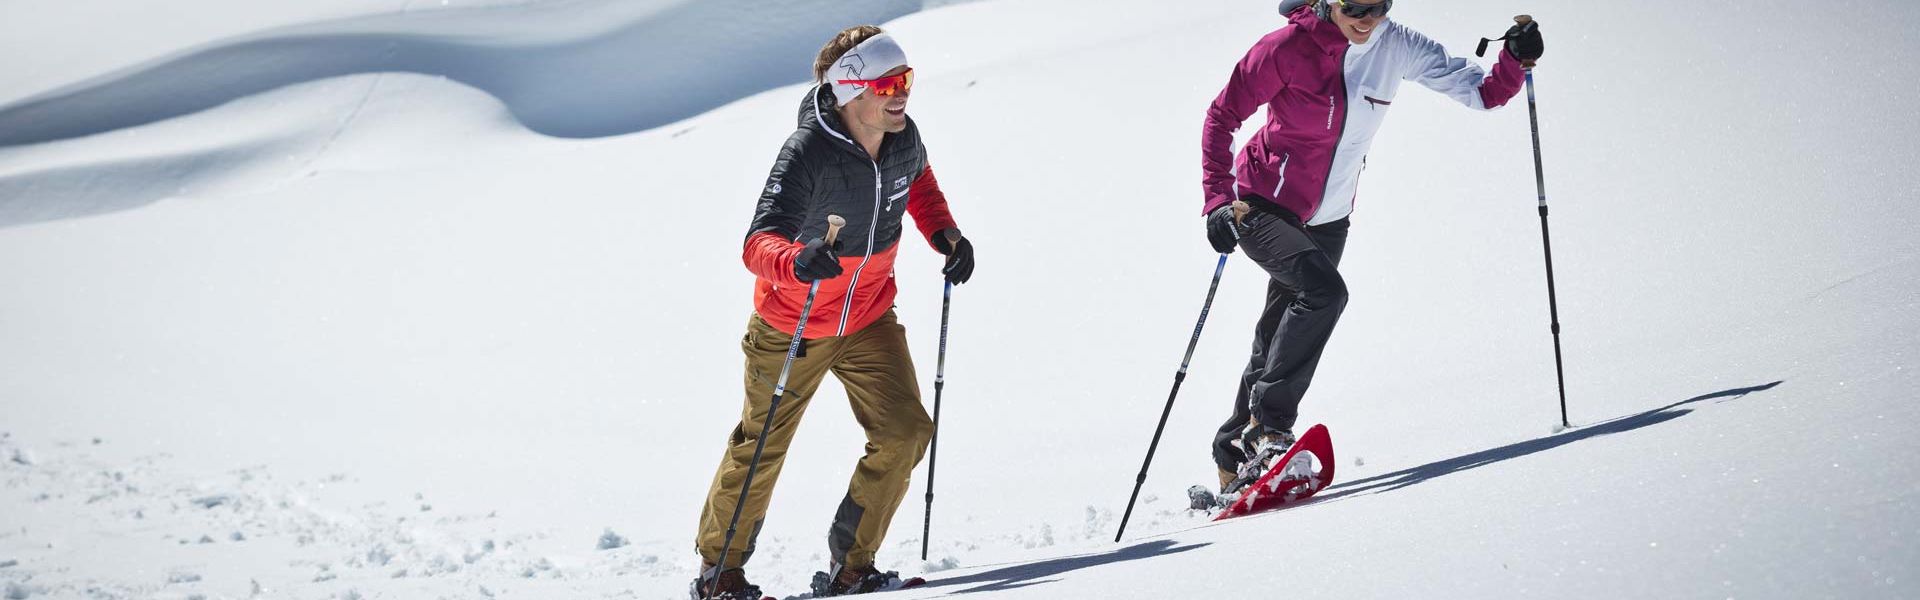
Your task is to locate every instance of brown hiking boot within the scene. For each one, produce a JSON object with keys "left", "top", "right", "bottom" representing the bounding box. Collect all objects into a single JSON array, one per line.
[
  {"left": 811, "top": 562, "right": 910, "bottom": 596},
  {"left": 689, "top": 565, "right": 765, "bottom": 600}
]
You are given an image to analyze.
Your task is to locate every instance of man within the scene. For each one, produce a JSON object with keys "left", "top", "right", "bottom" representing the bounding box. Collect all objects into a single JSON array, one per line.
[
  {"left": 690, "top": 25, "right": 976, "bottom": 600},
  {"left": 1199, "top": 0, "right": 1545, "bottom": 492}
]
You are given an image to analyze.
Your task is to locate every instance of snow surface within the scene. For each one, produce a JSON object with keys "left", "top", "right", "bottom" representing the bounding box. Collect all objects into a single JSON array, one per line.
[{"left": 2, "top": 0, "right": 1918, "bottom": 598}]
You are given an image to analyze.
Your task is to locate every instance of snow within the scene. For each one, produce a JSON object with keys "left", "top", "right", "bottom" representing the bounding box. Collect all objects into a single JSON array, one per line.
[{"left": 3, "top": 0, "right": 1919, "bottom": 598}]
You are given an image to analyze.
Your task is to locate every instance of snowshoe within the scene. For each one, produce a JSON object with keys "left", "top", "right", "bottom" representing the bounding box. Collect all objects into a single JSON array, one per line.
[
  {"left": 1214, "top": 424, "right": 1336, "bottom": 520},
  {"left": 810, "top": 562, "right": 926, "bottom": 596}
]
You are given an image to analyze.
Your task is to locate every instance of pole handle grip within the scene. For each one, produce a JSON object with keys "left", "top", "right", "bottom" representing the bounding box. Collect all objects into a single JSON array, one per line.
[
  {"left": 1231, "top": 200, "right": 1251, "bottom": 226},
  {"left": 1477, "top": 15, "right": 1533, "bottom": 58},
  {"left": 943, "top": 228, "right": 962, "bottom": 245},
  {"left": 825, "top": 215, "right": 846, "bottom": 245}
]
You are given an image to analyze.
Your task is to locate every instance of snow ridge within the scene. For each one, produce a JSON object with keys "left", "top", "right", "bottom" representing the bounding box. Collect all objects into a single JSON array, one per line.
[{"left": 0, "top": 0, "right": 930, "bottom": 146}]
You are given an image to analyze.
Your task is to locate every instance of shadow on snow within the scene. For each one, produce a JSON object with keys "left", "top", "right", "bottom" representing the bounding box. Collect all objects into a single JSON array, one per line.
[
  {"left": 917, "top": 539, "right": 1210, "bottom": 596},
  {"left": 1315, "top": 380, "right": 1785, "bottom": 503}
]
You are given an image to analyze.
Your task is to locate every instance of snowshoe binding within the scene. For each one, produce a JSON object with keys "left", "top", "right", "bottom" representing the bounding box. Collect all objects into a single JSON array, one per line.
[
  {"left": 1222, "top": 428, "right": 1296, "bottom": 495},
  {"left": 1188, "top": 484, "right": 1226, "bottom": 511}
]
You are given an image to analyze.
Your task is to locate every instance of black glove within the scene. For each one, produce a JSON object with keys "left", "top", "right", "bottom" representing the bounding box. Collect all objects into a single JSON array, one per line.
[
  {"left": 793, "top": 237, "right": 843, "bottom": 283},
  {"left": 932, "top": 229, "right": 974, "bottom": 285},
  {"left": 1205, "top": 205, "right": 1241, "bottom": 254},
  {"left": 1504, "top": 18, "right": 1544, "bottom": 64}
]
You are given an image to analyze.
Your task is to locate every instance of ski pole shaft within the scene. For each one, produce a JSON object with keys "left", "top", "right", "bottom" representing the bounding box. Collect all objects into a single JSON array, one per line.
[
  {"left": 1524, "top": 70, "right": 1570, "bottom": 428},
  {"left": 1115, "top": 201, "right": 1247, "bottom": 542},
  {"left": 709, "top": 215, "right": 843, "bottom": 598},
  {"left": 920, "top": 262, "right": 956, "bottom": 560}
]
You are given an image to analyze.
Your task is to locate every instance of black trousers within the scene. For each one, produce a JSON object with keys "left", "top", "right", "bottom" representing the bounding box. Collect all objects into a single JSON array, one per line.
[{"left": 1211, "top": 206, "right": 1350, "bottom": 473}]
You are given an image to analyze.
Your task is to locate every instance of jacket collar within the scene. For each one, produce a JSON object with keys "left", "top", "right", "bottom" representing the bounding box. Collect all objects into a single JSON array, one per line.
[
  {"left": 798, "top": 84, "right": 872, "bottom": 158},
  {"left": 798, "top": 83, "right": 897, "bottom": 160}
]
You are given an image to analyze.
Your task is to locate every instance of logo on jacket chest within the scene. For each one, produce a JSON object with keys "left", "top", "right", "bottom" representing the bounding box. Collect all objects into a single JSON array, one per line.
[{"left": 885, "top": 174, "right": 911, "bottom": 211}]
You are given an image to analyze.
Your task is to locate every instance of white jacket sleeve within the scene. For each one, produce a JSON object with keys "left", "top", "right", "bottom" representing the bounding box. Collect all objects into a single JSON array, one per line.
[{"left": 1399, "top": 28, "right": 1493, "bottom": 111}]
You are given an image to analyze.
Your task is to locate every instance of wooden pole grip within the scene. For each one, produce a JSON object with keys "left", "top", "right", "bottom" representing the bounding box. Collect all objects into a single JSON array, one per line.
[{"left": 825, "top": 215, "right": 846, "bottom": 245}]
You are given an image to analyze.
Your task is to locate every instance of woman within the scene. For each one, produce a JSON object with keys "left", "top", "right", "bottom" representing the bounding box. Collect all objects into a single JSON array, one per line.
[{"left": 1198, "top": 0, "right": 1545, "bottom": 493}]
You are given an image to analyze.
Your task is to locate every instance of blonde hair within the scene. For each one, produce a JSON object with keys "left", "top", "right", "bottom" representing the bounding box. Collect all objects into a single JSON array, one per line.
[{"left": 813, "top": 25, "right": 886, "bottom": 83}]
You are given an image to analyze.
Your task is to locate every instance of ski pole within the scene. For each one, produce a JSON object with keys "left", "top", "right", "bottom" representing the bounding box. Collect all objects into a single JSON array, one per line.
[
  {"left": 1115, "top": 201, "right": 1248, "bottom": 542},
  {"left": 708, "top": 214, "right": 844, "bottom": 599},
  {"left": 1481, "top": 15, "right": 1568, "bottom": 428},
  {"left": 1523, "top": 67, "right": 1571, "bottom": 429},
  {"left": 920, "top": 229, "right": 961, "bottom": 561}
]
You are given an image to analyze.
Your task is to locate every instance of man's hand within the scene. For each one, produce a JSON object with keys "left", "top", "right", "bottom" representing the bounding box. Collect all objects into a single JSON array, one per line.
[
  {"left": 932, "top": 229, "right": 974, "bottom": 285},
  {"left": 793, "top": 237, "right": 844, "bottom": 283},
  {"left": 1505, "top": 16, "right": 1544, "bottom": 67}
]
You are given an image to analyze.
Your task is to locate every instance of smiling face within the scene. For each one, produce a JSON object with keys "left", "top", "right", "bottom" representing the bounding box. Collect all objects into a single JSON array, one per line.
[
  {"left": 1328, "top": 0, "right": 1389, "bottom": 44},
  {"left": 840, "top": 65, "right": 911, "bottom": 136}
]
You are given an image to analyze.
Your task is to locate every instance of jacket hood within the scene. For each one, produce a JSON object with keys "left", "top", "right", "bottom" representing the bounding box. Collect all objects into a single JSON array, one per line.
[{"left": 1286, "top": 1, "right": 1354, "bottom": 50}]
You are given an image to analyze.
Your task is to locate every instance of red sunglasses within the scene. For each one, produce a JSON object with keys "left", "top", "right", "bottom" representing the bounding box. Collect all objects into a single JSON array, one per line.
[{"left": 836, "top": 68, "right": 914, "bottom": 97}]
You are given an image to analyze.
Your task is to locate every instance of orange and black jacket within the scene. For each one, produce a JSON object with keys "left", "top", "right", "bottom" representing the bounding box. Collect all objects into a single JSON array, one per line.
[{"left": 743, "top": 84, "right": 958, "bottom": 339}]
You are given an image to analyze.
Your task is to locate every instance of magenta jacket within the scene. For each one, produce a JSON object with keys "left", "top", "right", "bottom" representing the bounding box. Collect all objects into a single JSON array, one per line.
[{"left": 1202, "top": 7, "right": 1527, "bottom": 225}]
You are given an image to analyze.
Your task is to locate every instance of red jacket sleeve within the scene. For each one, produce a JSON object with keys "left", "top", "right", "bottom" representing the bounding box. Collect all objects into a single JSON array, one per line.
[
  {"left": 1477, "top": 50, "right": 1527, "bottom": 109},
  {"left": 906, "top": 165, "right": 958, "bottom": 246},
  {"left": 743, "top": 231, "right": 804, "bottom": 287}
]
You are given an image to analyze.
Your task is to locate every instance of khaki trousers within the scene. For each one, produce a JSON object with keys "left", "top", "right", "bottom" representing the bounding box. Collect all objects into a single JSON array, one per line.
[{"left": 695, "top": 309, "right": 933, "bottom": 570}]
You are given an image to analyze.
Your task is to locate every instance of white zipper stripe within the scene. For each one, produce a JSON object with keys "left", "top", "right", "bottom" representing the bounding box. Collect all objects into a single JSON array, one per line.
[
  {"left": 1271, "top": 153, "right": 1290, "bottom": 198},
  {"left": 835, "top": 162, "right": 882, "bottom": 336},
  {"left": 809, "top": 85, "right": 883, "bottom": 338}
]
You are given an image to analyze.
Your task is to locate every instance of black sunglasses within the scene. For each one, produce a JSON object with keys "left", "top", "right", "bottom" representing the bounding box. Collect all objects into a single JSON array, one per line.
[{"left": 1331, "top": 0, "right": 1392, "bottom": 19}]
